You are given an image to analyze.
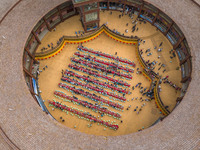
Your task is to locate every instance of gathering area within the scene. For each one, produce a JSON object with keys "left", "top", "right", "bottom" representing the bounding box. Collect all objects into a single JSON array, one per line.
[
  {"left": 1, "top": 0, "right": 199, "bottom": 149},
  {"left": 35, "top": 11, "right": 182, "bottom": 135}
]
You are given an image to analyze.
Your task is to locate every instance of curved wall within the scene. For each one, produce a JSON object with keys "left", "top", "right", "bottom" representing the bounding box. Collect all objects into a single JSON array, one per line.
[
  {"left": 0, "top": 0, "right": 199, "bottom": 149},
  {"left": 24, "top": 0, "right": 192, "bottom": 118}
]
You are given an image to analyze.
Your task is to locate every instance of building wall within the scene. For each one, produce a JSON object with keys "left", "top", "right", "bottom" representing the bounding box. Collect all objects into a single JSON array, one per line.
[{"left": 0, "top": 0, "right": 199, "bottom": 149}]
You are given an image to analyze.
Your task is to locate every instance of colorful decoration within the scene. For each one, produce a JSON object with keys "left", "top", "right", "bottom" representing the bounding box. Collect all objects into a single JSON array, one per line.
[
  {"left": 64, "top": 70, "right": 128, "bottom": 94},
  {"left": 58, "top": 83, "right": 124, "bottom": 109},
  {"left": 68, "top": 64, "right": 130, "bottom": 87},
  {"left": 48, "top": 100, "right": 119, "bottom": 130},
  {"left": 54, "top": 91, "right": 121, "bottom": 118}
]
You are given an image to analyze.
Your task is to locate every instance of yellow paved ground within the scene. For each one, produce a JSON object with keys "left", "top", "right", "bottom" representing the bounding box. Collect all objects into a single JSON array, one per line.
[{"left": 37, "top": 11, "right": 181, "bottom": 136}]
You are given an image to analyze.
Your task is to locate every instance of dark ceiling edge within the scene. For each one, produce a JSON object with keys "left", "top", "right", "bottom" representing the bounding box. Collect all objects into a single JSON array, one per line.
[
  {"left": 191, "top": 0, "right": 200, "bottom": 7},
  {"left": 0, "top": 126, "right": 20, "bottom": 150},
  {"left": 0, "top": 0, "right": 22, "bottom": 25}
]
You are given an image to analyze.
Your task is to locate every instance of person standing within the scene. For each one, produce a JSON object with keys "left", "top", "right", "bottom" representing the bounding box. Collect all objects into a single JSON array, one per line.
[
  {"left": 62, "top": 69, "right": 64, "bottom": 77},
  {"left": 159, "top": 42, "right": 163, "bottom": 47}
]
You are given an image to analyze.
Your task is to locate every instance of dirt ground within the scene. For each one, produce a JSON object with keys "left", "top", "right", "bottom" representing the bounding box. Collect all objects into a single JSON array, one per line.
[{"left": 37, "top": 11, "right": 181, "bottom": 136}]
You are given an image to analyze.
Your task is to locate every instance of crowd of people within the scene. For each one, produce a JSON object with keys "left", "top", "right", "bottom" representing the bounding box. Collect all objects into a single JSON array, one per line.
[
  {"left": 58, "top": 83, "right": 124, "bottom": 109},
  {"left": 74, "top": 52, "right": 134, "bottom": 73},
  {"left": 34, "top": 8, "right": 186, "bottom": 133},
  {"left": 55, "top": 41, "right": 166, "bottom": 131},
  {"left": 49, "top": 100, "right": 119, "bottom": 130},
  {"left": 36, "top": 65, "right": 48, "bottom": 75},
  {"left": 61, "top": 76, "right": 126, "bottom": 101},
  {"left": 71, "top": 57, "right": 132, "bottom": 79},
  {"left": 40, "top": 37, "right": 63, "bottom": 52},
  {"left": 47, "top": 46, "right": 141, "bottom": 130},
  {"left": 54, "top": 91, "right": 121, "bottom": 118},
  {"left": 77, "top": 46, "right": 136, "bottom": 67},
  {"left": 111, "top": 7, "right": 141, "bottom": 34},
  {"left": 75, "top": 30, "right": 85, "bottom": 37},
  {"left": 64, "top": 69, "right": 128, "bottom": 94},
  {"left": 131, "top": 82, "right": 152, "bottom": 114},
  {"left": 68, "top": 63, "right": 130, "bottom": 87},
  {"left": 163, "top": 78, "right": 181, "bottom": 91}
]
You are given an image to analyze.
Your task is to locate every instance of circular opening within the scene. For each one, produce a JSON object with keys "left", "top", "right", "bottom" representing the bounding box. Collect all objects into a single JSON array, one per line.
[{"left": 23, "top": 1, "right": 192, "bottom": 136}]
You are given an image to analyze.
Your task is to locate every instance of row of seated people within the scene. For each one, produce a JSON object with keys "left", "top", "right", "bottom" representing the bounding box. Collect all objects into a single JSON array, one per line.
[
  {"left": 54, "top": 90, "right": 121, "bottom": 118},
  {"left": 58, "top": 83, "right": 124, "bottom": 109},
  {"left": 71, "top": 57, "right": 132, "bottom": 79},
  {"left": 58, "top": 81, "right": 126, "bottom": 101},
  {"left": 64, "top": 69, "right": 128, "bottom": 94},
  {"left": 49, "top": 100, "right": 119, "bottom": 130},
  {"left": 68, "top": 64, "right": 130, "bottom": 87},
  {"left": 77, "top": 46, "right": 136, "bottom": 67},
  {"left": 163, "top": 78, "right": 181, "bottom": 91},
  {"left": 74, "top": 52, "right": 134, "bottom": 73},
  {"left": 61, "top": 76, "right": 126, "bottom": 101}
]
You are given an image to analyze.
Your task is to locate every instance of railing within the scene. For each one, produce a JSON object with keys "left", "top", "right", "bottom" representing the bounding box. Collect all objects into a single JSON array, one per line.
[
  {"left": 35, "top": 26, "right": 103, "bottom": 58},
  {"left": 35, "top": 25, "right": 138, "bottom": 59},
  {"left": 142, "top": 69, "right": 153, "bottom": 82},
  {"left": 136, "top": 45, "right": 147, "bottom": 69},
  {"left": 133, "top": 27, "right": 170, "bottom": 115},
  {"left": 135, "top": 44, "right": 168, "bottom": 114},
  {"left": 103, "top": 24, "right": 138, "bottom": 41},
  {"left": 154, "top": 78, "right": 170, "bottom": 116},
  {"left": 142, "top": 68, "right": 154, "bottom": 91}
]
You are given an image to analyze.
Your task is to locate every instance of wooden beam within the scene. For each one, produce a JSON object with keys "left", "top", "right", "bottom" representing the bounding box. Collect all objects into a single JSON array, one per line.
[
  {"left": 176, "top": 96, "right": 183, "bottom": 102},
  {"left": 180, "top": 58, "right": 192, "bottom": 83},
  {"left": 152, "top": 10, "right": 159, "bottom": 25},
  {"left": 173, "top": 36, "right": 185, "bottom": 49},
  {"left": 73, "top": 0, "right": 98, "bottom": 8},
  {"left": 24, "top": 47, "right": 37, "bottom": 62},
  {"left": 82, "top": 6, "right": 85, "bottom": 22},
  {"left": 23, "top": 66, "right": 36, "bottom": 79},
  {"left": 30, "top": 89, "right": 39, "bottom": 96},
  {"left": 97, "top": 10, "right": 100, "bottom": 21},
  {"left": 73, "top": 5, "right": 76, "bottom": 12},
  {"left": 97, "top": 21, "right": 100, "bottom": 28},
  {"left": 23, "top": 51, "right": 27, "bottom": 66},
  {"left": 30, "top": 58, "right": 33, "bottom": 71},
  {"left": 123, "top": 1, "right": 126, "bottom": 12},
  {"left": 83, "top": 19, "right": 100, "bottom": 25},
  {"left": 33, "top": 42, "right": 39, "bottom": 54},
  {"left": 84, "top": 8, "right": 100, "bottom": 14},
  {"left": 97, "top": 1, "right": 100, "bottom": 10},
  {"left": 188, "top": 59, "right": 192, "bottom": 78},
  {"left": 180, "top": 55, "right": 191, "bottom": 65},
  {"left": 43, "top": 17, "right": 51, "bottom": 31},
  {"left": 31, "top": 31, "right": 41, "bottom": 44},
  {"left": 137, "top": 3, "right": 144, "bottom": 17},
  {"left": 57, "top": 6, "right": 64, "bottom": 22},
  {"left": 164, "top": 21, "right": 173, "bottom": 35},
  {"left": 181, "top": 75, "right": 191, "bottom": 83}
]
